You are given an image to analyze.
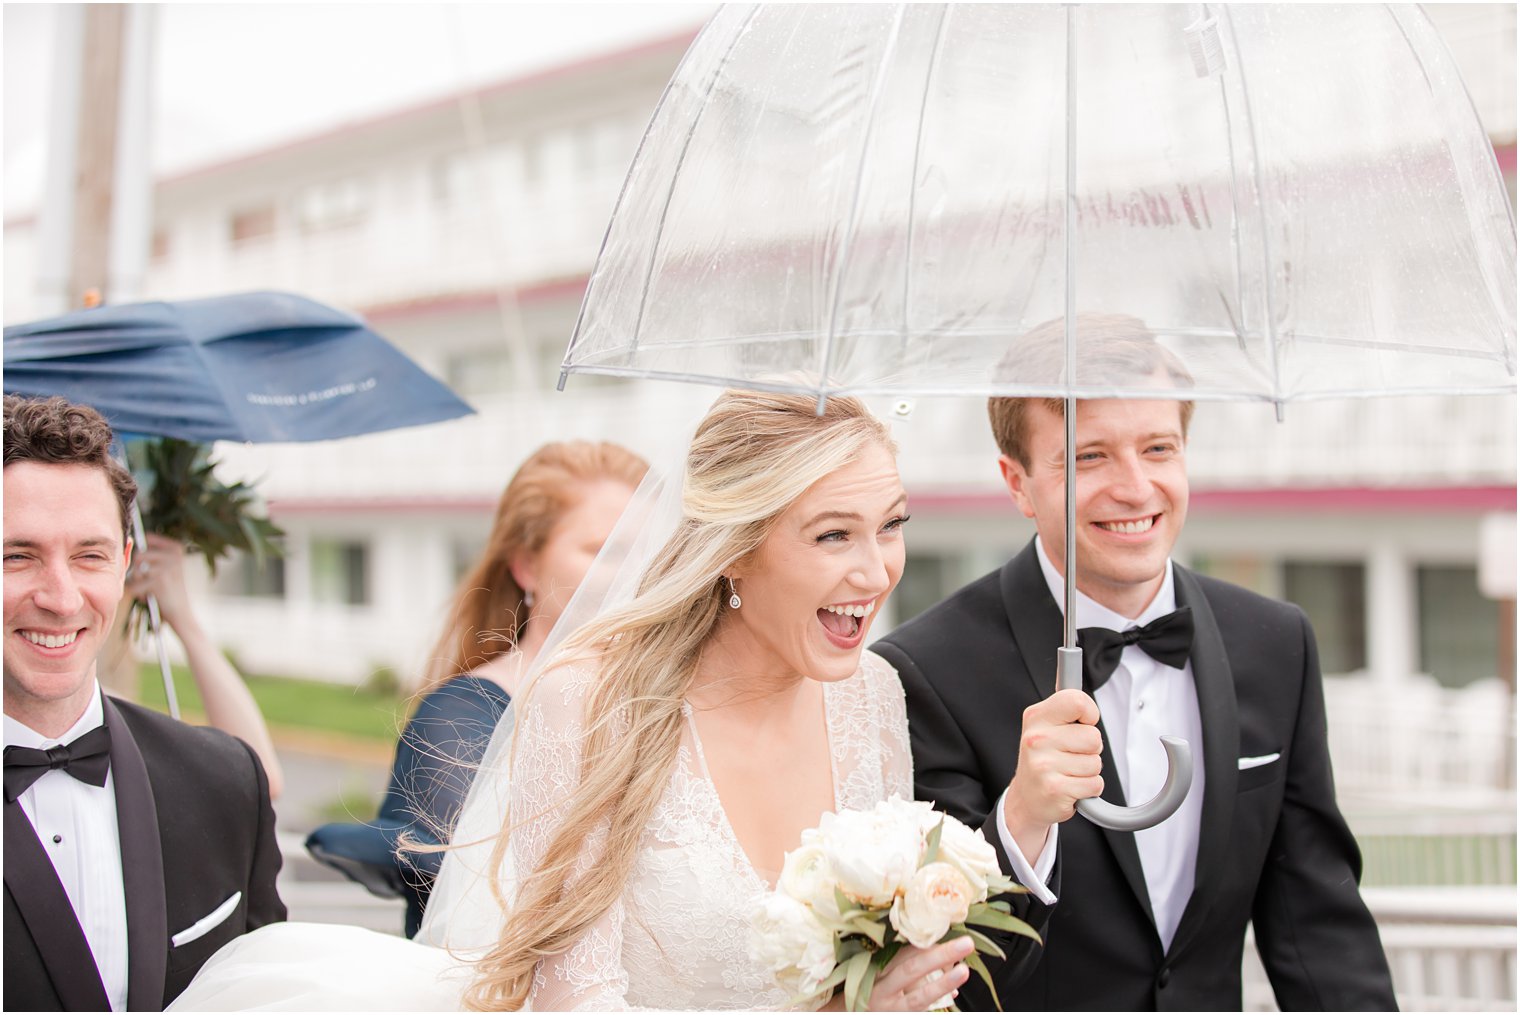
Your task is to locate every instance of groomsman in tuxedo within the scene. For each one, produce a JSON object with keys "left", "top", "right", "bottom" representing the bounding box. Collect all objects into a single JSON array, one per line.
[
  {"left": 3, "top": 395, "right": 285, "bottom": 1011},
  {"left": 874, "top": 316, "right": 1396, "bottom": 1011}
]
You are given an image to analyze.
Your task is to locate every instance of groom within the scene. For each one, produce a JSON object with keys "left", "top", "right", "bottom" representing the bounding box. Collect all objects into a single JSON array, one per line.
[
  {"left": 874, "top": 315, "right": 1396, "bottom": 1011},
  {"left": 4, "top": 395, "right": 285, "bottom": 1010}
]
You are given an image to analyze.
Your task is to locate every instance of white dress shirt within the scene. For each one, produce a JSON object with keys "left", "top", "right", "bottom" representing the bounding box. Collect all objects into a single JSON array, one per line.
[
  {"left": 994, "top": 537, "right": 1206, "bottom": 952},
  {"left": 4, "top": 682, "right": 130, "bottom": 1011}
]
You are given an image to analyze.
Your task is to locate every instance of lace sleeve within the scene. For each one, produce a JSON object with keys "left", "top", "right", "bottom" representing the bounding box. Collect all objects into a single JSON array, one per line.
[
  {"left": 509, "top": 665, "right": 635, "bottom": 1011},
  {"left": 864, "top": 650, "right": 914, "bottom": 801}
]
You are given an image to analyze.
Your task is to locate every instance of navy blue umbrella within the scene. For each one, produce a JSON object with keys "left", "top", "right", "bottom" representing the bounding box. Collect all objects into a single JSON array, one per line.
[{"left": 3, "top": 291, "right": 474, "bottom": 442}]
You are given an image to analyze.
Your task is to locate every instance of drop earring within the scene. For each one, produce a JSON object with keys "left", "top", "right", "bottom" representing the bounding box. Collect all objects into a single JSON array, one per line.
[
  {"left": 726, "top": 576, "right": 742, "bottom": 610},
  {"left": 523, "top": 589, "right": 536, "bottom": 609}
]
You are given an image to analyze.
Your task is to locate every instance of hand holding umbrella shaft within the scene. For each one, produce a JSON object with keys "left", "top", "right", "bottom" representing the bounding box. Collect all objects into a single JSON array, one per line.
[{"left": 1001, "top": 688, "right": 1103, "bottom": 861}]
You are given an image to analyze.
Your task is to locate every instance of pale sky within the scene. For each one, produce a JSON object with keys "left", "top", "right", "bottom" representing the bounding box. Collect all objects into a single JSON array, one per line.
[{"left": 3, "top": 3, "right": 715, "bottom": 216}]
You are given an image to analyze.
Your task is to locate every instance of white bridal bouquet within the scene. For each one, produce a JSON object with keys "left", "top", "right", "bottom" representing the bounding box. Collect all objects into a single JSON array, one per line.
[{"left": 749, "top": 796, "right": 1037, "bottom": 1012}]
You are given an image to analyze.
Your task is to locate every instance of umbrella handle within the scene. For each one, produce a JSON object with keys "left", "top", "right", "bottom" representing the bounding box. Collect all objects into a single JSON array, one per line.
[{"left": 1056, "top": 647, "right": 1194, "bottom": 831}]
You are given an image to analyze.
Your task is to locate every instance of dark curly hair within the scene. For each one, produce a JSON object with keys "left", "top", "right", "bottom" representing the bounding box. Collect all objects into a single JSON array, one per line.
[{"left": 4, "top": 395, "right": 137, "bottom": 543}]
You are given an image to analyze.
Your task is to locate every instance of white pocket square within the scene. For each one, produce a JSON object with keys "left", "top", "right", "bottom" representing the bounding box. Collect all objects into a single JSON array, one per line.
[
  {"left": 1238, "top": 752, "right": 1281, "bottom": 771},
  {"left": 171, "top": 891, "right": 241, "bottom": 948}
]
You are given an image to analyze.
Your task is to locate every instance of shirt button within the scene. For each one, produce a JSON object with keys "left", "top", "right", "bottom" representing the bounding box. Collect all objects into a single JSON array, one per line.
[
  {"left": 1137, "top": 700, "right": 1146, "bottom": 711},
  {"left": 52, "top": 834, "right": 63, "bottom": 844}
]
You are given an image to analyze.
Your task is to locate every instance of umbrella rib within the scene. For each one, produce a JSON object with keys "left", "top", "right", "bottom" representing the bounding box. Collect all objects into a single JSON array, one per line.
[
  {"left": 899, "top": 4, "right": 952, "bottom": 354},
  {"left": 818, "top": 4, "right": 909, "bottom": 411},
  {"left": 1385, "top": 4, "right": 1518, "bottom": 375},
  {"left": 623, "top": 5, "right": 760, "bottom": 358},
  {"left": 559, "top": 363, "right": 1514, "bottom": 401},
  {"left": 1218, "top": 5, "right": 1287, "bottom": 411}
]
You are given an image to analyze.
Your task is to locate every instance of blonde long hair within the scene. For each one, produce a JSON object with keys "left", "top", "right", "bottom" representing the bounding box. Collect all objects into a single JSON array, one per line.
[
  {"left": 420, "top": 440, "right": 648, "bottom": 696},
  {"left": 464, "top": 390, "right": 894, "bottom": 1011}
]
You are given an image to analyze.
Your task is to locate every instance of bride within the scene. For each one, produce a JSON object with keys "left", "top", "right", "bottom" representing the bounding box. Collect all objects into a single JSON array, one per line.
[{"left": 172, "top": 390, "right": 979, "bottom": 1012}]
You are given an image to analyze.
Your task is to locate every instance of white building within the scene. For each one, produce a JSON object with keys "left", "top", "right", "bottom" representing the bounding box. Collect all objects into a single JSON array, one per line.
[{"left": 4, "top": 10, "right": 1514, "bottom": 743}]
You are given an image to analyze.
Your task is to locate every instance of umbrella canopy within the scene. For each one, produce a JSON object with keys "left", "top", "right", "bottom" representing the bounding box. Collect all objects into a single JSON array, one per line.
[
  {"left": 558, "top": 4, "right": 1516, "bottom": 831},
  {"left": 561, "top": 3, "right": 1515, "bottom": 404},
  {"left": 5, "top": 291, "right": 475, "bottom": 443}
]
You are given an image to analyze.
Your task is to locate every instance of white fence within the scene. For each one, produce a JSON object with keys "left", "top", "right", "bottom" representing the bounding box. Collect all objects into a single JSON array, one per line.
[
  {"left": 1244, "top": 888, "right": 1517, "bottom": 1012},
  {"left": 1326, "top": 676, "right": 1516, "bottom": 814}
]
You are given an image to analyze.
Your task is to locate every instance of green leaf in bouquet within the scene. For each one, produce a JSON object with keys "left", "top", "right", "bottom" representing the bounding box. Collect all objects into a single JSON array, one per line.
[
  {"left": 834, "top": 887, "right": 861, "bottom": 920},
  {"left": 843, "top": 950, "right": 872, "bottom": 1012},
  {"left": 923, "top": 816, "right": 945, "bottom": 865},
  {"left": 856, "top": 952, "right": 883, "bottom": 1012},
  {"left": 845, "top": 914, "right": 886, "bottom": 947},
  {"left": 964, "top": 949, "right": 1004, "bottom": 1012},
  {"left": 790, "top": 962, "right": 851, "bottom": 1008},
  {"left": 954, "top": 923, "right": 1007, "bottom": 961},
  {"left": 986, "top": 872, "right": 1025, "bottom": 895},
  {"left": 965, "top": 904, "right": 1041, "bottom": 944},
  {"left": 836, "top": 936, "right": 867, "bottom": 963}
]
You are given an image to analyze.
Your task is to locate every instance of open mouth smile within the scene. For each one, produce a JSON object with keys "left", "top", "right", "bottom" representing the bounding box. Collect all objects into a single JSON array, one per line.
[{"left": 817, "top": 599, "right": 876, "bottom": 647}]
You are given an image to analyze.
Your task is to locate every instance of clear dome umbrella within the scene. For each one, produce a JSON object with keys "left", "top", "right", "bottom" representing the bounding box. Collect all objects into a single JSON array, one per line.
[{"left": 559, "top": 3, "right": 1517, "bottom": 830}]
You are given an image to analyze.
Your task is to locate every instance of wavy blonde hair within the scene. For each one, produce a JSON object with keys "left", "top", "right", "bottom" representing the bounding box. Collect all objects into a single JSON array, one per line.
[
  {"left": 464, "top": 389, "right": 894, "bottom": 1011},
  {"left": 420, "top": 440, "right": 648, "bottom": 696}
]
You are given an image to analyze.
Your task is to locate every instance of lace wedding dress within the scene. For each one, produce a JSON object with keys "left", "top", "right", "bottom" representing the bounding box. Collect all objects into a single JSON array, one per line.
[{"left": 168, "top": 650, "right": 911, "bottom": 1012}]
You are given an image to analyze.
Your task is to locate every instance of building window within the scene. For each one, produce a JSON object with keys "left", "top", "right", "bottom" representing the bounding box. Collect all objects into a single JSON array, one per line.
[
  {"left": 431, "top": 151, "right": 470, "bottom": 206},
  {"left": 1418, "top": 564, "right": 1501, "bottom": 687},
  {"left": 574, "top": 115, "right": 633, "bottom": 176},
  {"left": 446, "top": 347, "right": 514, "bottom": 397},
  {"left": 894, "top": 551, "right": 957, "bottom": 627},
  {"left": 311, "top": 539, "right": 370, "bottom": 606},
  {"left": 296, "top": 176, "right": 370, "bottom": 233},
  {"left": 451, "top": 534, "right": 486, "bottom": 586},
  {"left": 1282, "top": 561, "right": 1367, "bottom": 675},
  {"left": 215, "top": 552, "right": 286, "bottom": 599},
  {"left": 1189, "top": 554, "right": 1278, "bottom": 598},
  {"left": 229, "top": 205, "right": 277, "bottom": 244}
]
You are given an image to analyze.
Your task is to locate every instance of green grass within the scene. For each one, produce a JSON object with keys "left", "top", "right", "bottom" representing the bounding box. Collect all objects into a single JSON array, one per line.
[{"left": 137, "top": 663, "right": 406, "bottom": 742}]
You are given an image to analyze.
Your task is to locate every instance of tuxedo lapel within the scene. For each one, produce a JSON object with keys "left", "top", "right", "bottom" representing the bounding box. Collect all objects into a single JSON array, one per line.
[
  {"left": 1165, "top": 568, "right": 1238, "bottom": 959},
  {"left": 1001, "top": 541, "right": 1154, "bottom": 927},
  {"left": 104, "top": 697, "right": 168, "bottom": 1011},
  {"left": 1001, "top": 543, "right": 1061, "bottom": 703},
  {"left": 3, "top": 799, "right": 111, "bottom": 1011}
]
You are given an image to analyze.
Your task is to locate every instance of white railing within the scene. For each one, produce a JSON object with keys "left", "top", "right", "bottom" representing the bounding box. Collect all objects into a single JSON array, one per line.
[
  {"left": 1244, "top": 887, "right": 1517, "bottom": 1012},
  {"left": 1326, "top": 676, "right": 1516, "bottom": 810}
]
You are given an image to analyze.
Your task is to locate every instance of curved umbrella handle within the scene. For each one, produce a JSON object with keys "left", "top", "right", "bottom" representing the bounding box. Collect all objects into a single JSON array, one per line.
[{"left": 1056, "top": 647, "right": 1193, "bottom": 831}]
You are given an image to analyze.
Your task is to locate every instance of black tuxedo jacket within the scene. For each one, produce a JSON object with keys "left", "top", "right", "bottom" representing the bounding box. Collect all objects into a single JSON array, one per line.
[
  {"left": 874, "top": 541, "right": 1396, "bottom": 1012},
  {"left": 4, "top": 696, "right": 286, "bottom": 1011}
]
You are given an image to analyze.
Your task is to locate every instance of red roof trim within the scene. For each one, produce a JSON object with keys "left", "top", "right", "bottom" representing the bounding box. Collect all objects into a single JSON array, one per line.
[
  {"left": 360, "top": 276, "right": 588, "bottom": 322},
  {"left": 152, "top": 27, "right": 700, "bottom": 188}
]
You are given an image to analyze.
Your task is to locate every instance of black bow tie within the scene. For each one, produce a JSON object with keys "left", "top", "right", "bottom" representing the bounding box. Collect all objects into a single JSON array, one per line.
[
  {"left": 4, "top": 725, "right": 112, "bottom": 802},
  {"left": 1077, "top": 606, "right": 1194, "bottom": 693}
]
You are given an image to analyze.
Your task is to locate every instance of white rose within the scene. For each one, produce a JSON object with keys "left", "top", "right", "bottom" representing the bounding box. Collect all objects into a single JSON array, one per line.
[
  {"left": 889, "top": 862, "right": 976, "bottom": 949},
  {"left": 750, "top": 893, "right": 838, "bottom": 995},
  {"left": 934, "top": 818, "right": 1002, "bottom": 899},
  {"left": 878, "top": 795, "right": 944, "bottom": 837},
  {"left": 818, "top": 806, "right": 922, "bottom": 908},
  {"left": 780, "top": 842, "right": 842, "bottom": 920}
]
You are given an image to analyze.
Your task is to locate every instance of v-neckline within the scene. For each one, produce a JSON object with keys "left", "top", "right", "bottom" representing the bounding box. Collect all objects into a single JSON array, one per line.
[{"left": 682, "top": 680, "right": 841, "bottom": 892}]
